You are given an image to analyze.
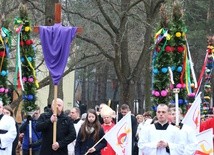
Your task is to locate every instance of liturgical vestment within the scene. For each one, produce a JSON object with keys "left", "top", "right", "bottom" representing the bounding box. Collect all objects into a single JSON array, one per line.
[
  {"left": 138, "top": 122, "right": 182, "bottom": 155},
  {"left": 0, "top": 114, "right": 17, "bottom": 155}
]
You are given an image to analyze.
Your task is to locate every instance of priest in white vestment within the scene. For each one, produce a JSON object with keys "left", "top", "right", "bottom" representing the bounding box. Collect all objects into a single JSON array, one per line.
[
  {"left": 169, "top": 107, "right": 197, "bottom": 155},
  {"left": 0, "top": 101, "right": 17, "bottom": 155},
  {"left": 138, "top": 104, "right": 183, "bottom": 155}
]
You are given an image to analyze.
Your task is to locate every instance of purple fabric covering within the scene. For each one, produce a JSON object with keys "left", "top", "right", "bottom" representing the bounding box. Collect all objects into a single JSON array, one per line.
[{"left": 39, "top": 23, "right": 77, "bottom": 85}]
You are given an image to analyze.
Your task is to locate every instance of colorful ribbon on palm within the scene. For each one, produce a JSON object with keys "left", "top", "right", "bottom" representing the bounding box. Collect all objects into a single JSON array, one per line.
[
  {"left": 0, "top": 27, "right": 11, "bottom": 105},
  {"left": 14, "top": 11, "right": 39, "bottom": 112}
]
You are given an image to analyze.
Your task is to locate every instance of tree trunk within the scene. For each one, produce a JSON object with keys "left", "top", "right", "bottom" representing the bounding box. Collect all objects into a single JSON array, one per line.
[
  {"left": 112, "top": 79, "right": 119, "bottom": 101},
  {"left": 136, "top": 80, "right": 144, "bottom": 114},
  {"left": 119, "top": 80, "right": 135, "bottom": 112},
  {"left": 45, "top": 0, "right": 59, "bottom": 26},
  {"left": 207, "top": 0, "right": 214, "bottom": 34},
  {"left": 97, "top": 62, "right": 109, "bottom": 104},
  {"left": 81, "top": 67, "right": 87, "bottom": 105},
  {"left": 92, "top": 71, "right": 97, "bottom": 104}
]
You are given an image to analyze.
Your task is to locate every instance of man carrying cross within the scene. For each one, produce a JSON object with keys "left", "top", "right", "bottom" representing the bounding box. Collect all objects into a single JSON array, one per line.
[
  {"left": 35, "top": 3, "right": 81, "bottom": 155},
  {"left": 36, "top": 98, "right": 76, "bottom": 155}
]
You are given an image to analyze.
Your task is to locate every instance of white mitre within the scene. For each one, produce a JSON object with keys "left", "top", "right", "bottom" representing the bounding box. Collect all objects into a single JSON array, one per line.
[{"left": 100, "top": 104, "right": 116, "bottom": 118}]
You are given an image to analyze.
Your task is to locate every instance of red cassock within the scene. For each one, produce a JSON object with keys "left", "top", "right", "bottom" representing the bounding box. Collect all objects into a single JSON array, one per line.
[
  {"left": 200, "top": 117, "right": 214, "bottom": 133},
  {"left": 101, "top": 123, "right": 116, "bottom": 155}
]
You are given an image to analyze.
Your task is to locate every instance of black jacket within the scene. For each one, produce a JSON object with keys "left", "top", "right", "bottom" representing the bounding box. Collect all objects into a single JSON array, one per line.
[
  {"left": 75, "top": 127, "right": 107, "bottom": 155},
  {"left": 36, "top": 111, "right": 76, "bottom": 155}
]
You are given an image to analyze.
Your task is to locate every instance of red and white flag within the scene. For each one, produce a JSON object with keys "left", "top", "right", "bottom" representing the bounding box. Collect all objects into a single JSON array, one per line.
[
  {"left": 103, "top": 112, "right": 132, "bottom": 155},
  {"left": 194, "top": 129, "right": 213, "bottom": 155},
  {"left": 182, "top": 92, "right": 202, "bottom": 134}
]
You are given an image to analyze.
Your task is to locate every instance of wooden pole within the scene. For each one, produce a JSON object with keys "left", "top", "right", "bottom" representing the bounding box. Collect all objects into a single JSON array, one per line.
[
  {"left": 136, "top": 100, "right": 139, "bottom": 114},
  {"left": 173, "top": 88, "right": 180, "bottom": 126},
  {"left": 116, "top": 104, "right": 119, "bottom": 123},
  {"left": 53, "top": 85, "right": 58, "bottom": 143},
  {"left": 84, "top": 136, "right": 105, "bottom": 155},
  {"left": 29, "top": 120, "right": 32, "bottom": 155},
  {"left": 108, "top": 99, "right": 111, "bottom": 107},
  {"left": 55, "top": 3, "right": 61, "bottom": 23}
]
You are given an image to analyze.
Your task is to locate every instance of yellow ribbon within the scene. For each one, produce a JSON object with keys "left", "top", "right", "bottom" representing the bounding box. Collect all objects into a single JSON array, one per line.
[
  {"left": 24, "top": 55, "right": 39, "bottom": 88},
  {"left": 155, "top": 28, "right": 163, "bottom": 39},
  {"left": 183, "top": 46, "right": 190, "bottom": 94}
]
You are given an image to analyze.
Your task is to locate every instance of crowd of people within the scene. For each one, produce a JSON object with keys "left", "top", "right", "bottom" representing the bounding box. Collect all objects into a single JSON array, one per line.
[{"left": 0, "top": 99, "right": 213, "bottom": 155}]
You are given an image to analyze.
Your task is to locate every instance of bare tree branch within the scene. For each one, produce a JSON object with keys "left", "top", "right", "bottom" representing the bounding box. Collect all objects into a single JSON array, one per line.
[
  {"left": 95, "top": 0, "right": 119, "bottom": 34},
  {"left": 77, "top": 35, "right": 115, "bottom": 60},
  {"left": 63, "top": 8, "right": 114, "bottom": 39}
]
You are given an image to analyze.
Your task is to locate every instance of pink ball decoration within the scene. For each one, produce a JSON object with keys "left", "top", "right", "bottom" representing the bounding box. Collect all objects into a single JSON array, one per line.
[
  {"left": 4, "top": 88, "right": 9, "bottom": 93},
  {"left": 154, "top": 91, "right": 160, "bottom": 97},
  {"left": 161, "top": 90, "right": 168, "bottom": 97},
  {"left": 0, "top": 87, "right": 4, "bottom": 93},
  {"left": 23, "top": 77, "right": 27, "bottom": 82},
  {"left": 176, "top": 83, "right": 182, "bottom": 88},
  {"left": 188, "top": 93, "right": 195, "bottom": 97},
  {"left": 16, "top": 27, "right": 20, "bottom": 33},
  {"left": 28, "top": 77, "right": 34, "bottom": 83},
  {"left": 152, "top": 90, "right": 155, "bottom": 95},
  {"left": 182, "top": 84, "right": 186, "bottom": 88}
]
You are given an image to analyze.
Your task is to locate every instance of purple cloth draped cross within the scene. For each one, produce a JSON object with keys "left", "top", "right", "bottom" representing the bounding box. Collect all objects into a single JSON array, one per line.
[{"left": 39, "top": 23, "right": 77, "bottom": 85}]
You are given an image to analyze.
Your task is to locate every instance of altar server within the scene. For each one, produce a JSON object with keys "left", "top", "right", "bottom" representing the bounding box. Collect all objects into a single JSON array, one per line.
[
  {"left": 169, "top": 107, "right": 197, "bottom": 155},
  {"left": 138, "top": 104, "right": 182, "bottom": 155},
  {"left": 0, "top": 100, "right": 17, "bottom": 155}
]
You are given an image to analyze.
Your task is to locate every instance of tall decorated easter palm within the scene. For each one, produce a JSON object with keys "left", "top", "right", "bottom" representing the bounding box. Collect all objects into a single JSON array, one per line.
[
  {"left": 14, "top": 4, "right": 39, "bottom": 112},
  {"left": 0, "top": 22, "right": 11, "bottom": 105},
  {"left": 169, "top": 2, "right": 189, "bottom": 112},
  {"left": 152, "top": 5, "right": 173, "bottom": 110},
  {"left": 201, "top": 36, "right": 214, "bottom": 115}
]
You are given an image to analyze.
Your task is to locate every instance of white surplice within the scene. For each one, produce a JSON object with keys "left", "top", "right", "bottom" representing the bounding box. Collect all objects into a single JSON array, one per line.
[
  {"left": 68, "top": 120, "right": 84, "bottom": 155},
  {"left": 138, "top": 123, "right": 182, "bottom": 155},
  {"left": 179, "top": 124, "right": 198, "bottom": 155},
  {"left": 0, "top": 115, "right": 17, "bottom": 155}
]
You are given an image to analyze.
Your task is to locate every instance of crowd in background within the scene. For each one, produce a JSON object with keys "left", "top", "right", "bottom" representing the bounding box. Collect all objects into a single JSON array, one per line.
[{"left": 0, "top": 99, "right": 213, "bottom": 155}]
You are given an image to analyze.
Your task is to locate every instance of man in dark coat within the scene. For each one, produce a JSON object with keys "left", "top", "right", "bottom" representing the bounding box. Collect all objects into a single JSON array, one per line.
[{"left": 36, "top": 98, "right": 76, "bottom": 155}]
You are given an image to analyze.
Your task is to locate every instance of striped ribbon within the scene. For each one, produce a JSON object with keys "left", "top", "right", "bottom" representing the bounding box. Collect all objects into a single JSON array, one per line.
[
  {"left": 185, "top": 58, "right": 192, "bottom": 94},
  {"left": 186, "top": 38, "right": 197, "bottom": 88},
  {"left": 14, "top": 25, "right": 24, "bottom": 91},
  {"left": 180, "top": 45, "right": 187, "bottom": 85}
]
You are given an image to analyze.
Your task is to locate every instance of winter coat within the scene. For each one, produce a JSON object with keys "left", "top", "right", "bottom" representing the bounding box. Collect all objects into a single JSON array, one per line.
[
  {"left": 20, "top": 119, "right": 42, "bottom": 151},
  {"left": 75, "top": 127, "right": 107, "bottom": 155},
  {"left": 36, "top": 111, "right": 76, "bottom": 155}
]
